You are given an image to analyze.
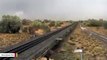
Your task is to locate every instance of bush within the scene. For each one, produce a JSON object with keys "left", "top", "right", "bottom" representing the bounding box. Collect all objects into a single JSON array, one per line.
[
  {"left": 32, "top": 21, "right": 44, "bottom": 28},
  {"left": 103, "top": 21, "right": 107, "bottom": 29},
  {"left": 0, "top": 15, "right": 21, "bottom": 33},
  {"left": 83, "top": 19, "right": 102, "bottom": 27},
  {"left": 31, "top": 21, "right": 50, "bottom": 32},
  {"left": 48, "top": 21, "right": 61, "bottom": 27},
  {"left": 55, "top": 21, "right": 61, "bottom": 27},
  {"left": 22, "top": 19, "right": 32, "bottom": 25}
]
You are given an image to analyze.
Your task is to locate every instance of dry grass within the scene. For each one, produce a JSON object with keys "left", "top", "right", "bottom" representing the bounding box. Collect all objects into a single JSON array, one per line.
[
  {"left": 35, "top": 29, "right": 46, "bottom": 36},
  {"left": 51, "top": 26, "right": 107, "bottom": 60},
  {"left": 87, "top": 27, "right": 107, "bottom": 36},
  {"left": 0, "top": 23, "right": 67, "bottom": 49},
  {"left": 0, "top": 33, "right": 31, "bottom": 48},
  {"left": 73, "top": 26, "right": 107, "bottom": 60}
]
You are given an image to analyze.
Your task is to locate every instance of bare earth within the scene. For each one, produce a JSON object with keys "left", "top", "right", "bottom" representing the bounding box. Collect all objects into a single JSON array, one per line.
[
  {"left": 87, "top": 27, "right": 107, "bottom": 36},
  {"left": 0, "top": 33, "right": 31, "bottom": 48},
  {"left": 51, "top": 26, "right": 107, "bottom": 60}
]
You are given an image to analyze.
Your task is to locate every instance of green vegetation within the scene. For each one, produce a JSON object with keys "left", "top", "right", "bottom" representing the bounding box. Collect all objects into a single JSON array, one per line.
[
  {"left": 0, "top": 15, "right": 21, "bottom": 33},
  {"left": 83, "top": 19, "right": 102, "bottom": 27},
  {"left": 48, "top": 21, "right": 62, "bottom": 27},
  {"left": 103, "top": 21, "right": 107, "bottom": 29},
  {"left": 55, "top": 21, "right": 62, "bottom": 27},
  {"left": 82, "top": 19, "right": 107, "bottom": 29},
  {"left": 22, "top": 19, "right": 32, "bottom": 25},
  {"left": 31, "top": 21, "right": 50, "bottom": 32},
  {"left": 0, "top": 15, "right": 68, "bottom": 34}
]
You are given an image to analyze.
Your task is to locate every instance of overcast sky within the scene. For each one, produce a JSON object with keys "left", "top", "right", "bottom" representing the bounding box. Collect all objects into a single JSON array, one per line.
[{"left": 0, "top": 0, "right": 107, "bottom": 20}]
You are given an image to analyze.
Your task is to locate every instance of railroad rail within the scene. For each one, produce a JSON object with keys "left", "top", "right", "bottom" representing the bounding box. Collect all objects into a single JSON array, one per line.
[
  {"left": 0, "top": 22, "right": 78, "bottom": 60},
  {"left": 80, "top": 26, "right": 107, "bottom": 44}
]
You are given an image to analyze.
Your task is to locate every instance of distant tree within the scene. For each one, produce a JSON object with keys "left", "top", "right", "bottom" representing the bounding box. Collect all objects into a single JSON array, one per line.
[
  {"left": 0, "top": 15, "right": 21, "bottom": 33},
  {"left": 31, "top": 21, "right": 50, "bottom": 32},
  {"left": 54, "top": 21, "right": 61, "bottom": 27},
  {"left": 48, "top": 21, "right": 56, "bottom": 27},
  {"left": 43, "top": 19, "right": 50, "bottom": 23},
  {"left": 48, "top": 21, "right": 62, "bottom": 27},
  {"left": 31, "top": 21, "right": 44, "bottom": 28},
  {"left": 22, "top": 19, "right": 32, "bottom": 25},
  {"left": 103, "top": 21, "right": 107, "bottom": 29},
  {"left": 99, "top": 19, "right": 103, "bottom": 26},
  {"left": 84, "top": 19, "right": 102, "bottom": 27}
]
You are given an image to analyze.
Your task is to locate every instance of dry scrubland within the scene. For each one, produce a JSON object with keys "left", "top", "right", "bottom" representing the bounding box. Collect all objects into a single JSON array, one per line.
[
  {"left": 87, "top": 27, "right": 107, "bottom": 36},
  {"left": 51, "top": 26, "right": 107, "bottom": 60},
  {"left": 0, "top": 33, "right": 31, "bottom": 49},
  {"left": 0, "top": 21, "right": 69, "bottom": 49},
  {"left": 0, "top": 15, "right": 70, "bottom": 49}
]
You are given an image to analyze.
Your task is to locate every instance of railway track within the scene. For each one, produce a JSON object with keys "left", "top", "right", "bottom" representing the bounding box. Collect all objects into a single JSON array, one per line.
[
  {"left": 0, "top": 22, "right": 78, "bottom": 60},
  {"left": 80, "top": 26, "right": 107, "bottom": 44}
]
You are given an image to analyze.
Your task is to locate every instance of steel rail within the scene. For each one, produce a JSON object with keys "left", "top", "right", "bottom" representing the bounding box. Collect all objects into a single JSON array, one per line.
[
  {"left": 0, "top": 22, "right": 78, "bottom": 60},
  {"left": 81, "top": 26, "right": 107, "bottom": 44}
]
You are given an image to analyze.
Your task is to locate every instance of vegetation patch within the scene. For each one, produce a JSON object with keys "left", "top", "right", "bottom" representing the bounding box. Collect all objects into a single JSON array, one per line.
[{"left": 0, "top": 15, "right": 21, "bottom": 33}]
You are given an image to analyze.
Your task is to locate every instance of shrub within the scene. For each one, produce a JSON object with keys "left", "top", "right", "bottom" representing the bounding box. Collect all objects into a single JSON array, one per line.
[
  {"left": 83, "top": 19, "right": 102, "bottom": 27},
  {"left": 48, "top": 21, "right": 61, "bottom": 27},
  {"left": 31, "top": 21, "right": 50, "bottom": 32},
  {"left": 55, "top": 21, "right": 61, "bottom": 27},
  {"left": 22, "top": 19, "right": 32, "bottom": 25},
  {"left": 103, "top": 21, "right": 107, "bottom": 29},
  {"left": 0, "top": 15, "right": 21, "bottom": 33},
  {"left": 48, "top": 21, "right": 56, "bottom": 27}
]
